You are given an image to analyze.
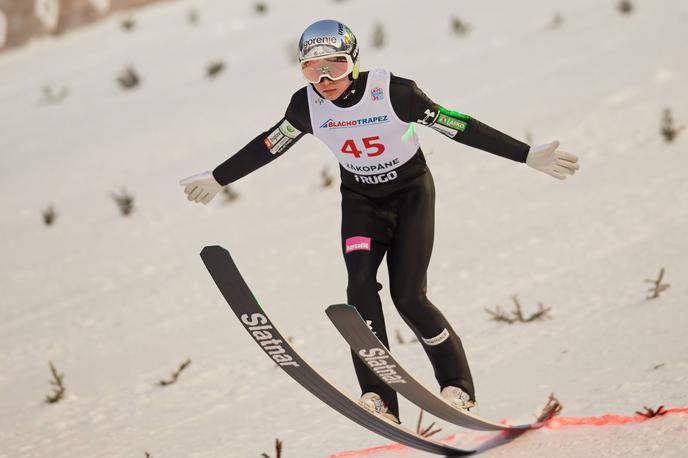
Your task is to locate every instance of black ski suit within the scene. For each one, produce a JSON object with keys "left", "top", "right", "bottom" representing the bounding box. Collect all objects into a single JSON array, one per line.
[{"left": 212, "top": 71, "right": 529, "bottom": 417}]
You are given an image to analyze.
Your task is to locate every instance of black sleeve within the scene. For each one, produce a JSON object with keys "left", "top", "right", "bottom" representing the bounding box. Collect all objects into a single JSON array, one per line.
[
  {"left": 389, "top": 74, "right": 530, "bottom": 163},
  {"left": 212, "top": 88, "right": 311, "bottom": 185}
]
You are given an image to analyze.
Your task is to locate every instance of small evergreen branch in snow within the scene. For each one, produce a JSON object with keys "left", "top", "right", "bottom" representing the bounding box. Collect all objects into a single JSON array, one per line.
[
  {"left": 159, "top": 358, "right": 192, "bottom": 386},
  {"left": 645, "top": 268, "right": 670, "bottom": 300},
  {"left": 111, "top": 188, "right": 135, "bottom": 216},
  {"left": 617, "top": 0, "right": 633, "bottom": 15},
  {"left": 371, "top": 23, "right": 385, "bottom": 49},
  {"left": 485, "top": 305, "right": 516, "bottom": 323},
  {"left": 207, "top": 61, "right": 225, "bottom": 79},
  {"left": 636, "top": 405, "right": 667, "bottom": 418},
  {"left": 117, "top": 66, "right": 140, "bottom": 90},
  {"left": 188, "top": 9, "right": 199, "bottom": 25},
  {"left": 45, "top": 361, "right": 66, "bottom": 404},
  {"left": 394, "top": 328, "right": 418, "bottom": 345},
  {"left": 41, "top": 85, "right": 69, "bottom": 104},
  {"left": 321, "top": 167, "right": 334, "bottom": 188},
  {"left": 254, "top": 3, "right": 268, "bottom": 15},
  {"left": 660, "top": 108, "right": 684, "bottom": 143},
  {"left": 261, "top": 438, "right": 282, "bottom": 458},
  {"left": 536, "top": 393, "right": 562, "bottom": 422},
  {"left": 42, "top": 204, "right": 57, "bottom": 226},
  {"left": 121, "top": 17, "right": 136, "bottom": 31},
  {"left": 222, "top": 185, "right": 240, "bottom": 204},
  {"left": 450, "top": 16, "right": 471, "bottom": 36},
  {"left": 485, "top": 295, "right": 552, "bottom": 324},
  {"left": 416, "top": 409, "right": 442, "bottom": 438}
]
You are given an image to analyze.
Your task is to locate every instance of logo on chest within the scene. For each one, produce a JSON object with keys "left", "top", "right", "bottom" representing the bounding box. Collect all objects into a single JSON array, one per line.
[
  {"left": 319, "top": 115, "right": 389, "bottom": 129},
  {"left": 370, "top": 87, "right": 384, "bottom": 101}
]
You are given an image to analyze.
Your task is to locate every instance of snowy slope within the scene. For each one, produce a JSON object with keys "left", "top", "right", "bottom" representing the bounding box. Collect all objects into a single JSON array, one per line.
[{"left": 1, "top": 0, "right": 687, "bottom": 457}]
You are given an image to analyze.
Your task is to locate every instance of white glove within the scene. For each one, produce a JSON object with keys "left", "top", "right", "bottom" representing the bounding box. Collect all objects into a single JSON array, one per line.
[
  {"left": 179, "top": 171, "right": 223, "bottom": 204},
  {"left": 526, "top": 140, "right": 580, "bottom": 180}
]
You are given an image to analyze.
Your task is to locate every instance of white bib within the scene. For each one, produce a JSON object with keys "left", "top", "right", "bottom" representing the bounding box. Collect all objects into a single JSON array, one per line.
[{"left": 307, "top": 69, "right": 420, "bottom": 177}]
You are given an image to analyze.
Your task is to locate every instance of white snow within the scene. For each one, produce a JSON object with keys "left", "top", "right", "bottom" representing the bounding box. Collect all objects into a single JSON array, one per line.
[{"left": 1, "top": 0, "right": 687, "bottom": 457}]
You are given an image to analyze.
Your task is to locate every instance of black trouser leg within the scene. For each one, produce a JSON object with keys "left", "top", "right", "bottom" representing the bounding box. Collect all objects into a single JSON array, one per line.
[
  {"left": 386, "top": 172, "right": 475, "bottom": 399},
  {"left": 341, "top": 187, "right": 400, "bottom": 416}
]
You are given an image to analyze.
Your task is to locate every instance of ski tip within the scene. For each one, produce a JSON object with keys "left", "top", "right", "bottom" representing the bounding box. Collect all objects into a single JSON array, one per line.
[
  {"left": 200, "top": 245, "right": 228, "bottom": 257},
  {"left": 325, "top": 303, "right": 357, "bottom": 317}
]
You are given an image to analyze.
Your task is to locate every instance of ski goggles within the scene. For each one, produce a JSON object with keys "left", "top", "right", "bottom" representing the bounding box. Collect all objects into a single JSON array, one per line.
[{"left": 300, "top": 54, "right": 354, "bottom": 84}]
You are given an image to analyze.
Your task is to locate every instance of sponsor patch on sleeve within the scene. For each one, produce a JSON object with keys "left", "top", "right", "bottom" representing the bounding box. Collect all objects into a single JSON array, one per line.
[
  {"left": 436, "top": 113, "right": 467, "bottom": 132},
  {"left": 278, "top": 119, "right": 301, "bottom": 139},
  {"left": 264, "top": 119, "right": 301, "bottom": 154},
  {"left": 417, "top": 109, "right": 438, "bottom": 126},
  {"left": 271, "top": 136, "right": 292, "bottom": 154},
  {"left": 430, "top": 123, "right": 459, "bottom": 138},
  {"left": 264, "top": 128, "right": 284, "bottom": 151}
]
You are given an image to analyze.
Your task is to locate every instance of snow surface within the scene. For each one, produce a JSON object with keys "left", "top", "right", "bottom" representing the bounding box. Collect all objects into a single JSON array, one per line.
[{"left": 1, "top": 0, "right": 687, "bottom": 457}]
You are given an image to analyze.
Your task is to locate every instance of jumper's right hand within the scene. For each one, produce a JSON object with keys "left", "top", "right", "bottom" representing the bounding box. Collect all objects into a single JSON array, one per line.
[{"left": 179, "top": 171, "right": 223, "bottom": 204}]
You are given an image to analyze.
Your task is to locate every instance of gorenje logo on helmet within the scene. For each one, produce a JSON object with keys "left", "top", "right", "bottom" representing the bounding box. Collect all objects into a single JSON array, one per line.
[
  {"left": 303, "top": 36, "right": 338, "bottom": 49},
  {"left": 320, "top": 115, "right": 389, "bottom": 129}
]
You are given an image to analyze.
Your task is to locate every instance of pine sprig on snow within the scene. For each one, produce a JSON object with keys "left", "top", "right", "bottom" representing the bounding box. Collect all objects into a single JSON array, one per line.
[
  {"left": 636, "top": 405, "right": 667, "bottom": 418},
  {"left": 42, "top": 204, "right": 57, "bottom": 226},
  {"left": 206, "top": 61, "right": 225, "bottom": 79},
  {"left": 222, "top": 185, "right": 240, "bottom": 203},
  {"left": 111, "top": 188, "right": 135, "bottom": 216},
  {"left": 321, "top": 167, "right": 334, "bottom": 188},
  {"left": 617, "top": 0, "right": 633, "bottom": 15},
  {"left": 485, "top": 295, "right": 552, "bottom": 324},
  {"left": 416, "top": 409, "right": 442, "bottom": 438},
  {"left": 394, "top": 328, "right": 419, "bottom": 345},
  {"left": 45, "top": 361, "right": 66, "bottom": 404},
  {"left": 660, "top": 108, "right": 684, "bottom": 143},
  {"left": 41, "top": 85, "right": 69, "bottom": 104},
  {"left": 645, "top": 268, "right": 670, "bottom": 300},
  {"left": 159, "top": 358, "right": 192, "bottom": 386},
  {"left": 536, "top": 393, "right": 563, "bottom": 423},
  {"left": 117, "top": 66, "right": 140, "bottom": 90},
  {"left": 261, "top": 438, "right": 282, "bottom": 458}
]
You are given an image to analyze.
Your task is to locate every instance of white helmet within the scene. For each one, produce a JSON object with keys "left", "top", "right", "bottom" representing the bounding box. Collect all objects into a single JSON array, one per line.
[{"left": 298, "top": 19, "right": 359, "bottom": 82}]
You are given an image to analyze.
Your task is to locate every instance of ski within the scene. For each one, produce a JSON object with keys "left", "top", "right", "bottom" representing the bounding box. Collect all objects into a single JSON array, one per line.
[
  {"left": 200, "top": 245, "right": 475, "bottom": 456},
  {"left": 325, "top": 303, "right": 537, "bottom": 432}
]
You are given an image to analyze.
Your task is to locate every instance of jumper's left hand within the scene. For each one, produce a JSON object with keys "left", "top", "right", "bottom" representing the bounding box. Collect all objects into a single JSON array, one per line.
[
  {"left": 526, "top": 140, "right": 579, "bottom": 180},
  {"left": 179, "top": 171, "right": 223, "bottom": 204}
]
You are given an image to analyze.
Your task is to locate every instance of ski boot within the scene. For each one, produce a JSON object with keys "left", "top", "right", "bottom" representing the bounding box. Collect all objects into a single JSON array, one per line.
[
  {"left": 440, "top": 386, "right": 477, "bottom": 412},
  {"left": 359, "top": 392, "right": 400, "bottom": 424}
]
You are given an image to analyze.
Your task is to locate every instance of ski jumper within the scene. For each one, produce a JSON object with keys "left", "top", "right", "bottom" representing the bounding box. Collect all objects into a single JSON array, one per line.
[{"left": 212, "top": 70, "right": 530, "bottom": 417}]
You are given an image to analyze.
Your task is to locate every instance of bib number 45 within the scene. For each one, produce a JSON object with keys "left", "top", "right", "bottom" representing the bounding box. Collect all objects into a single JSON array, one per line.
[{"left": 341, "top": 136, "right": 386, "bottom": 158}]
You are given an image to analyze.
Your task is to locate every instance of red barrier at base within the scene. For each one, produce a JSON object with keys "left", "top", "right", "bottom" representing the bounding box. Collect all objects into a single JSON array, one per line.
[
  {"left": 327, "top": 407, "right": 688, "bottom": 457},
  {"left": 544, "top": 407, "right": 688, "bottom": 429}
]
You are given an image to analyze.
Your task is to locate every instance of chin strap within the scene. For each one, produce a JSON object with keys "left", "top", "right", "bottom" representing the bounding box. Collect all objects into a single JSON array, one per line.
[
  {"left": 340, "top": 64, "right": 360, "bottom": 101},
  {"left": 340, "top": 80, "right": 358, "bottom": 101}
]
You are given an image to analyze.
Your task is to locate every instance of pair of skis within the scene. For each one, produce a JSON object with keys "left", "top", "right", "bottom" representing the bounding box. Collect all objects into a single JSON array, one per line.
[{"left": 200, "top": 246, "right": 536, "bottom": 456}]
